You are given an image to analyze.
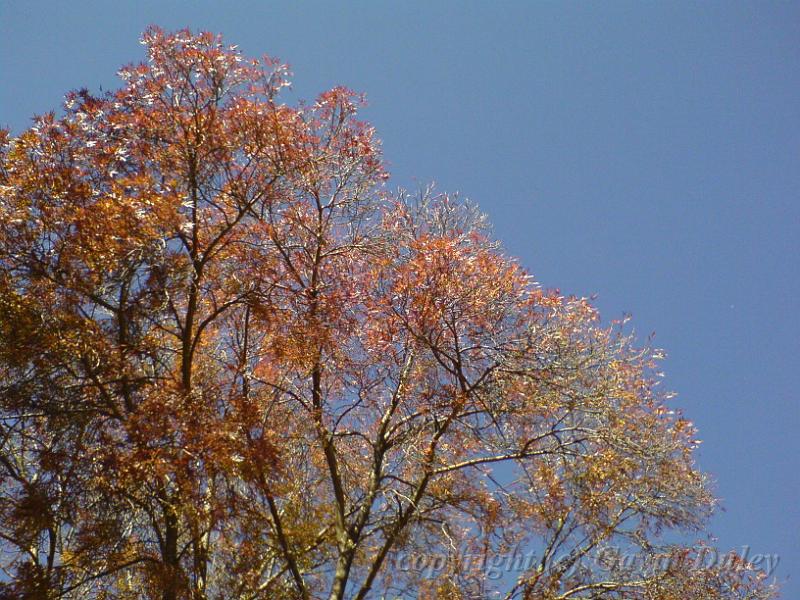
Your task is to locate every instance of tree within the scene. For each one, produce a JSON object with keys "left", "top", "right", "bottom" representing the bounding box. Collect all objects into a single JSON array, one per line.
[{"left": 0, "top": 27, "right": 778, "bottom": 600}]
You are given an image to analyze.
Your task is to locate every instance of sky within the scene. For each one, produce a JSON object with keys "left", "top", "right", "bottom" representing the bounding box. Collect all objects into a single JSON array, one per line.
[{"left": 2, "top": 1, "right": 798, "bottom": 595}]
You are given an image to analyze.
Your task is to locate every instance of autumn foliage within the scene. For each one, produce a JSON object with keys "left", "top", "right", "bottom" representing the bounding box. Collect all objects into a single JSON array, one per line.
[{"left": 0, "top": 28, "right": 778, "bottom": 600}]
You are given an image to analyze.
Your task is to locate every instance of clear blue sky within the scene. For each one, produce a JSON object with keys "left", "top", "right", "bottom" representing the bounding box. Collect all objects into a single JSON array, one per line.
[{"left": 2, "top": 1, "right": 798, "bottom": 595}]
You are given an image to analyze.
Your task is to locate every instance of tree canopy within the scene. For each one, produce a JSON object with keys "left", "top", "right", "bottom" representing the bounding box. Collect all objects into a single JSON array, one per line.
[{"left": 0, "top": 27, "right": 778, "bottom": 600}]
